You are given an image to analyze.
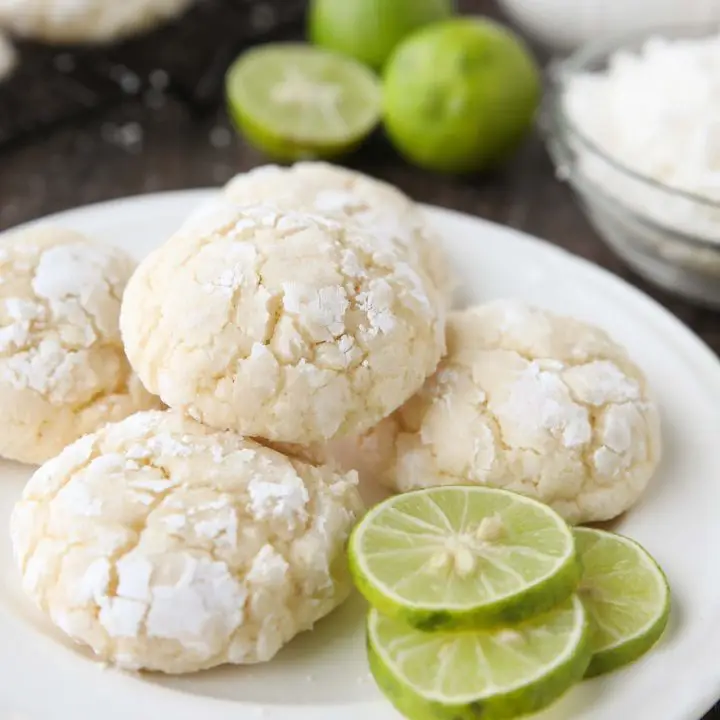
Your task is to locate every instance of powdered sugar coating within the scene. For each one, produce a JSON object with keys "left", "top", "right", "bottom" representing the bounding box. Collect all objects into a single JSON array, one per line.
[
  {"left": 121, "top": 204, "right": 446, "bottom": 444},
  {"left": 0, "top": 226, "right": 159, "bottom": 464},
  {"left": 10, "top": 410, "right": 363, "bottom": 673},
  {"left": 353, "top": 301, "right": 661, "bottom": 525},
  {"left": 222, "top": 162, "right": 456, "bottom": 305},
  {"left": 0, "top": 0, "right": 194, "bottom": 43}
]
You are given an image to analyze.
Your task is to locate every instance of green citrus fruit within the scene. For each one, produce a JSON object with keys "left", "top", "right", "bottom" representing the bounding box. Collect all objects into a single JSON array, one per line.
[
  {"left": 575, "top": 528, "right": 671, "bottom": 678},
  {"left": 368, "top": 595, "right": 591, "bottom": 720},
  {"left": 382, "top": 18, "right": 541, "bottom": 173},
  {"left": 226, "top": 43, "right": 381, "bottom": 162},
  {"left": 308, "top": 0, "right": 454, "bottom": 71},
  {"left": 348, "top": 486, "right": 580, "bottom": 631}
]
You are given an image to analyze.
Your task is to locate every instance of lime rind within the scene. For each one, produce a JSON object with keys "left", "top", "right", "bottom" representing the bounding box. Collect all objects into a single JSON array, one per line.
[
  {"left": 574, "top": 527, "right": 671, "bottom": 678},
  {"left": 226, "top": 42, "right": 381, "bottom": 161},
  {"left": 367, "top": 596, "right": 592, "bottom": 720},
  {"left": 308, "top": 0, "right": 454, "bottom": 71},
  {"left": 349, "top": 486, "right": 581, "bottom": 631}
]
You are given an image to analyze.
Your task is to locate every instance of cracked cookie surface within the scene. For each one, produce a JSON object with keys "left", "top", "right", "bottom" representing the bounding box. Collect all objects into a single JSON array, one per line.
[
  {"left": 222, "top": 162, "right": 456, "bottom": 306},
  {"left": 0, "top": 226, "right": 160, "bottom": 464},
  {"left": 351, "top": 301, "right": 662, "bottom": 525},
  {"left": 121, "top": 204, "right": 446, "bottom": 444},
  {"left": 10, "top": 409, "right": 363, "bottom": 673}
]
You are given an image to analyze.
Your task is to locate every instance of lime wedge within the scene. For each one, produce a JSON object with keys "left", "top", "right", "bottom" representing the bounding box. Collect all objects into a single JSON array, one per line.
[
  {"left": 368, "top": 596, "right": 591, "bottom": 720},
  {"left": 575, "top": 528, "right": 670, "bottom": 678},
  {"left": 225, "top": 43, "right": 381, "bottom": 161},
  {"left": 349, "top": 486, "right": 580, "bottom": 630}
]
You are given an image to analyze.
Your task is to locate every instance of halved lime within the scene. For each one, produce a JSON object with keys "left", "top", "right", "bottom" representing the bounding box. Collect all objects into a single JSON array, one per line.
[
  {"left": 368, "top": 596, "right": 591, "bottom": 720},
  {"left": 349, "top": 486, "right": 580, "bottom": 631},
  {"left": 225, "top": 43, "right": 381, "bottom": 161},
  {"left": 575, "top": 528, "right": 670, "bottom": 678}
]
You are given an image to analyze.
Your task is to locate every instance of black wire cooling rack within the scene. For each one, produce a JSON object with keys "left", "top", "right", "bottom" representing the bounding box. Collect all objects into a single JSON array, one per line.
[{"left": 0, "top": 0, "right": 306, "bottom": 148}]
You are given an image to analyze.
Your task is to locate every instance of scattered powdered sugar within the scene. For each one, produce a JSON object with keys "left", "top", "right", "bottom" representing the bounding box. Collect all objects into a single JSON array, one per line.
[
  {"left": 75, "top": 558, "right": 111, "bottom": 604},
  {"left": 0, "top": 317, "right": 30, "bottom": 352},
  {"left": 497, "top": 361, "right": 592, "bottom": 448},
  {"left": 203, "top": 265, "right": 245, "bottom": 296},
  {"left": 55, "top": 477, "right": 104, "bottom": 516},
  {"left": 5, "top": 297, "right": 42, "bottom": 322},
  {"left": 357, "top": 280, "right": 397, "bottom": 335},
  {"left": 145, "top": 556, "right": 246, "bottom": 644},
  {"left": 146, "top": 432, "right": 195, "bottom": 458},
  {"left": 33, "top": 242, "right": 122, "bottom": 304},
  {"left": 248, "top": 472, "right": 309, "bottom": 528},
  {"left": 0, "top": 235, "right": 137, "bottom": 408},
  {"left": 246, "top": 545, "right": 289, "bottom": 586},
  {"left": 162, "top": 513, "right": 187, "bottom": 531},
  {"left": 194, "top": 502, "right": 238, "bottom": 549},
  {"left": 116, "top": 554, "right": 153, "bottom": 600},
  {"left": 313, "top": 189, "right": 358, "bottom": 214},
  {"left": 563, "top": 360, "right": 640, "bottom": 406},
  {"left": 340, "top": 248, "right": 364, "bottom": 278},
  {"left": 130, "top": 476, "right": 176, "bottom": 492},
  {"left": 283, "top": 283, "right": 349, "bottom": 338},
  {"left": 99, "top": 596, "right": 147, "bottom": 638}
]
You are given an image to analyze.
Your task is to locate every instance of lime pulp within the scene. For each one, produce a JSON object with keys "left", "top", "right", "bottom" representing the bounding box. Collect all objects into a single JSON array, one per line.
[{"left": 226, "top": 43, "right": 381, "bottom": 162}]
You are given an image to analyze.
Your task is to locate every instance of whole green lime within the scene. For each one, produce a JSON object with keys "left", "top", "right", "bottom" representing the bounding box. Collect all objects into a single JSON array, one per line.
[
  {"left": 382, "top": 18, "right": 541, "bottom": 174},
  {"left": 308, "top": 0, "right": 454, "bottom": 71}
]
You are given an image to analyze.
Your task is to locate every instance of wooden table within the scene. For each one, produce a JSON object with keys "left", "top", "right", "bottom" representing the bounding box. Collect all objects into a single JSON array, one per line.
[{"left": 0, "top": 1, "right": 717, "bottom": 717}]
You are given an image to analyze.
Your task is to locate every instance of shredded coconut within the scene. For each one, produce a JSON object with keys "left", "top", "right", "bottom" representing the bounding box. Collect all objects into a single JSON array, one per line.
[{"left": 564, "top": 34, "right": 720, "bottom": 244}]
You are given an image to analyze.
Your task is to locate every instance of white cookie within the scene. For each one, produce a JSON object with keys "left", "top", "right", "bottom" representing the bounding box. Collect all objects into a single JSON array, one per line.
[
  {"left": 223, "top": 162, "right": 456, "bottom": 306},
  {"left": 10, "top": 410, "right": 363, "bottom": 673},
  {"left": 0, "top": 0, "right": 194, "bottom": 44},
  {"left": 352, "top": 301, "right": 662, "bottom": 525},
  {"left": 121, "top": 204, "right": 446, "bottom": 444},
  {"left": 0, "top": 226, "right": 160, "bottom": 464}
]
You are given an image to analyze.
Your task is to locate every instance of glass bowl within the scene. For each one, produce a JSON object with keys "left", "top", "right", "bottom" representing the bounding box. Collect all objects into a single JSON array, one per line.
[{"left": 540, "top": 25, "right": 720, "bottom": 309}]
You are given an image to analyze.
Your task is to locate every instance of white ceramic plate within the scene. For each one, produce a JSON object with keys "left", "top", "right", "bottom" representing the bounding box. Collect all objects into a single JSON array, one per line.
[{"left": 1, "top": 190, "right": 719, "bottom": 720}]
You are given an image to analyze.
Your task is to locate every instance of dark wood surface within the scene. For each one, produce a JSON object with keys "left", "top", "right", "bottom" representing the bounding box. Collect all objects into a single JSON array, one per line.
[
  {"left": 0, "top": 4, "right": 717, "bottom": 356},
  {"left": 0, "top": 0, "right": 717, "bottom": 718}
]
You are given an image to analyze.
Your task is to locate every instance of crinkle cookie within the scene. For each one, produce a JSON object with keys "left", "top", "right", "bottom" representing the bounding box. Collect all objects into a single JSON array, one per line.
[
  {"left": 0, "top": 226, "right": 160, "bottom": 464},
  {"left": 120, "top": 204, "right": 446, "bottom": 444},
  {"left": 0, "top": 0, "right": 194, "bottom": 44},
  {"left": 354, "top": 301, "right": 661, "bottom": 525},
  {"left": 10, "top": 410, "right": 363, "bottom": 673},
  {"left": 222, "top": 162, "right": 456, "bottom": 305}
]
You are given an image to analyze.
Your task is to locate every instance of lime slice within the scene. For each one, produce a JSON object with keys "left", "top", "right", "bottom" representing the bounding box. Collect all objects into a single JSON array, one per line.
[
  {"left": 575, "top": 528, "right": 670, "bottom": 678},
  {"left": 368, "top": 596, "right": 591, "bottom": 720},
  {"left": 349, "top": 486, "right": 580, "bottom": 630},
  {"left": 225, "top": 43, "right": 381, "bottom": 161},
  {"left": 308, "top": 0, "right": 454, "bottom": 71}
]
